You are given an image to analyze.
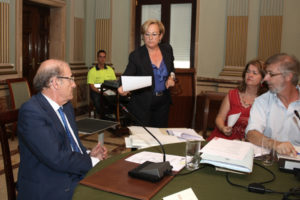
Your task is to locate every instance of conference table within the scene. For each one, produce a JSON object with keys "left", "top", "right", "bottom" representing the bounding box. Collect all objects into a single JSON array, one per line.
[{"left": 73, "top": 142, "right": 299, "bottom": 200}]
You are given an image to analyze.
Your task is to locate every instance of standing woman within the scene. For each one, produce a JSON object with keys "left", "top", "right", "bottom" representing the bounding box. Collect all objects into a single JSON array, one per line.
[
  {"left": 207, "top": 59, "right": 268, "bottom": 141},
  {"left": 118, "top": 19, "right": 175, "bottom": 127}
]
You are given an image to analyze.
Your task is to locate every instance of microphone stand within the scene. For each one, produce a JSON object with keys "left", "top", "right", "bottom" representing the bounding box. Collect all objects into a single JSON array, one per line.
[{"left": 120, "top": 104, "right": 173, "bottom": 182}]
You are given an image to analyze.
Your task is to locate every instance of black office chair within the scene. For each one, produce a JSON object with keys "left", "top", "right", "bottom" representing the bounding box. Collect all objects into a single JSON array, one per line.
[{"left": 100, "top": 80, "right": 131, "bottom": 134}]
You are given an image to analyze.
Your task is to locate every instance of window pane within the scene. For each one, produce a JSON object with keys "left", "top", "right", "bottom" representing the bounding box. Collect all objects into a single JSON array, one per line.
[
  {"left": 170, "top": 3, "right": 192, "bottom": 68},
  {"left": 141, "top": 4, "right": 161, "bottom": 24},
  {"left": 141, "top": 4, "right": 161, "bottom": 46}
]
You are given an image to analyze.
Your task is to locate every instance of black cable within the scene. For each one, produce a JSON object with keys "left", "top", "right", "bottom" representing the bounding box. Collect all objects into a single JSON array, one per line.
[
  {"left": 253, "top": 162, "right": 276, "bottom": 184},
  {"left": 225, "top": 162, "right": 286, "bottom": 195},
  {"left": 226, "top": 172, "right": 248, "bottom": 189}
]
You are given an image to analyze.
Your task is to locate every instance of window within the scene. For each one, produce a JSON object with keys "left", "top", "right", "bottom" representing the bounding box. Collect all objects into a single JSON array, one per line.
[{"left": 135, "top": 0, "right": 196, "bottom": 68}]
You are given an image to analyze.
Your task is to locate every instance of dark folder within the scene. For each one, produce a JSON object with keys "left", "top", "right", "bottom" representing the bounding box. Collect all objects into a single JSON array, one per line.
[
  {"left": 278, "top": 158, "right": 300, "bottom": 173},
  {"left": 80, "top": 156, "right": 175, "bottom": 200}
]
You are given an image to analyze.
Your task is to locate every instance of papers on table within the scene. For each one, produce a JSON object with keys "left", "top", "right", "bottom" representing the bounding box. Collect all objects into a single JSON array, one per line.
[
  {"left": 163, "top": 188, "right": 198, "bottom": 200},
  {"left": 200, "top": 137, "right": 254, "bottom": 173},
  {"left": 227, "top": 112, "right": 241, "bottom": 127},
  {"left": 121, "top": 76, "right": 152, "bottom": 92},
  {"left": 278, "top": 146, "right": 300, "bottom": 172},
  {"left": 252, "top": 143, "right": 270, "bottom": 157},
  {"left": 277, "top": 145, "right": 300, "bottom": 161},
  {"left": 166, "top": 129, "right": 204, "bottom": 141},
  {"left": 125, "top": 126, "right": 204, "bottom": 149},
  {"left": 93, "top": 84, "right": 116, "bottom": 95},
  {"left": 125, "top": 151, "right": 185, "bottom": 172}
]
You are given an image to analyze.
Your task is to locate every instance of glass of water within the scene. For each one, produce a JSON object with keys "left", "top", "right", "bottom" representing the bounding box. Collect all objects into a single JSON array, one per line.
[{"left": 185, "top": 140, "right": 201, "bottom": 170}]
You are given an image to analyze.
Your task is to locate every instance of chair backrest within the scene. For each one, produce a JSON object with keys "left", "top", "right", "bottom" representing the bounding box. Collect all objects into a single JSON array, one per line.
[
  {"left": 202, "top": 91, "right": 226, "bottom": 139},
  {"left": 0, "top": 109, "right": 19, "bottom": 200},
  {"left": 6, "top": 78, "right": 31, "bottom": 109}
]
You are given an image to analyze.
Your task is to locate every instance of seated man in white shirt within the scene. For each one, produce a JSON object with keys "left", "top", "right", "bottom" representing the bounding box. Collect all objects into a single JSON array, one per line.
[{"left": 246, "top": 53, "right": 300, "bottom": 156}]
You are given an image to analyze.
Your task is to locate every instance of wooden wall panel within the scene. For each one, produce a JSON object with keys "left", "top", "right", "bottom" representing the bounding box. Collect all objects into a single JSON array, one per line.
[
  {"left": 0, "top": 2, "right": 9, "bottom": 64},
  {"left": 95, "top": 19, "right": 111, "bottom": 61},
  {"left": 258, "top": 16, "right": 282, "bottom": 61},
  {"left": 225, "top": 16, "right": 248, "bottom": 66},
  {"left": 168, "top": 69, "right": 195, "bottom": 128},
  {"left": 74, "top": 17, "right": 84, "bottom": 62}
]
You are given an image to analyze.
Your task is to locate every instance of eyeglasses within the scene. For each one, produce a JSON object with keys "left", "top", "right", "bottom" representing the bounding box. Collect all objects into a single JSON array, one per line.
[
  {"left": 144, "top": 33, "right": 160, "bottom": 38},
  {"left": 265, "top": 72, "right": 283, "bottom": 77},
  {"left": 57, "top": 76, "right": 75, "bottom": 81}
]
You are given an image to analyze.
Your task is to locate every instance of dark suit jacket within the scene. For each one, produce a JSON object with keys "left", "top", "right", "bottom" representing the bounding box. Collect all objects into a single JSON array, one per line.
[
  {"left": 17, "top": 93, "right": 92, "bottom": 200},
  {"left": 122, "top": 43, "right": 175, "bottom": 123}
]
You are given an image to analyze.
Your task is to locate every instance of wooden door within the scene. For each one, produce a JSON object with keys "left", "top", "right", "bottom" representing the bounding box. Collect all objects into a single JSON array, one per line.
[{"left": 23, "top": 2, "right": 50, "bottom": 93}]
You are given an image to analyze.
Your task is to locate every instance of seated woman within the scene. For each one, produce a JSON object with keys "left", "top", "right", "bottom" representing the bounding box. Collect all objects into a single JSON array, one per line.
[{"left": 207, "top": 59, "right": 268, "bottom": 141}]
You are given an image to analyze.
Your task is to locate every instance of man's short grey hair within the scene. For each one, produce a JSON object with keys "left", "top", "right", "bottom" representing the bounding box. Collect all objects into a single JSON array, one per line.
[
  {"left": 33, "top": 61, "right": 64, "bottom": 92},
  {"left": 265, "top": 53, "right": 300, "bottom": 86}
]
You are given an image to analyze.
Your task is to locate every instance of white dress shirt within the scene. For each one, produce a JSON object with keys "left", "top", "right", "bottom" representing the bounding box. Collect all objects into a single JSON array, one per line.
[
  {"left": 42, "top": 94, "right": 100, "bottom": 166},
  {"left": 245, "top": 88, "right": 300, "bottom": 145}
]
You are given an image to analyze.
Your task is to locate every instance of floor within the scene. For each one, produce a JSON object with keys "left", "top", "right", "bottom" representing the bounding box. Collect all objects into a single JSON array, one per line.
[{"left": 0, "top": 116, "right": 130, "bottom": 200}]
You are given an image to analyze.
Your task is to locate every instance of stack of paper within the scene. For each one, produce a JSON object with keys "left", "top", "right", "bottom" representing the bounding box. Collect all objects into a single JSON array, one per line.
[
  {"left": 166, "top": 128, "right": 204, "bottom": 141},
  {"left": 125, "top": 126, "right": 204, "bottom": 149},
  {"left": 200, "top": 138, "right": 254, "bottom": 173}
]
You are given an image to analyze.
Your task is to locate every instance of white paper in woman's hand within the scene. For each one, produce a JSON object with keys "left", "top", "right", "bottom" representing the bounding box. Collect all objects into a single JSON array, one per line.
[
  {"left": 121, "top": 76, "right": 152, "bottom": 92},
  {"left": 227, "top": 112, "right": 241, "bottom": 127}
]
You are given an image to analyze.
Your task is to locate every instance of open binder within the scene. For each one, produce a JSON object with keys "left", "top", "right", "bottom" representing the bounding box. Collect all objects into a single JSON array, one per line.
[{"left": 200, "top": 138, "right": 254, "bottom": 173}]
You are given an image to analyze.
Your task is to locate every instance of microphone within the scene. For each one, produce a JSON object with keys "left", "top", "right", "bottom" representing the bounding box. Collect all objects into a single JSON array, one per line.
[
  {"left": 294, "top": 110, "right": 300, "bottom": 120},
  {"left": 119, "top": 103, "right": 173, "bottom": 182},
  {"left": 170, "top": 72, "right": 176, "bottom": 81}
]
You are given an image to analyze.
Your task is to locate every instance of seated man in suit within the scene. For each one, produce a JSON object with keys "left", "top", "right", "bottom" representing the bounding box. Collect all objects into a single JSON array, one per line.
[
  {"left": 87, "top": 49, "right": 117, "bottom": 118},
  {"left": 17, "top": 59, "right": 108, "bottom": 200},
  {"left": 246, "top": 53, "right": 300, "bottom": 156}
]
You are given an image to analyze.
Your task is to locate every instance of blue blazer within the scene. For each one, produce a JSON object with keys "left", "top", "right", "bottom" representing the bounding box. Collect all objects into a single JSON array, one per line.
[{"left": 17, "top": 93, "right": 92, "bottom": 200}]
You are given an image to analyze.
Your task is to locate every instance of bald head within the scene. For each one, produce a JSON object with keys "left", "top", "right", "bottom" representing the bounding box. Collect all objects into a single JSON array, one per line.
[{"left": 33, "top": 59, "right": 69, "bottom": 92}]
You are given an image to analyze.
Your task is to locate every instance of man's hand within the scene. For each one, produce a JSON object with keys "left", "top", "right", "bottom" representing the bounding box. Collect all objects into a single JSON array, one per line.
[
  {"left": 275, "top": 141, "right": 297, "bottom": 156},
  {"left": 90, "top": 142, "right": 108, "bottom": 160}
]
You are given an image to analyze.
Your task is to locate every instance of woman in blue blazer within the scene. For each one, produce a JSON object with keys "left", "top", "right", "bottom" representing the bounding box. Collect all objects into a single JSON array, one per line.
[{"left": 118, "top": 19, "right": 175, "bottom": 127}]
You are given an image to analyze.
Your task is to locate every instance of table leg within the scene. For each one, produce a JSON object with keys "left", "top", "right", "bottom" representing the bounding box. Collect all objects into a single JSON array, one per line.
[{"left": 98, "top": 132, "right": 104, "bottom": 145}]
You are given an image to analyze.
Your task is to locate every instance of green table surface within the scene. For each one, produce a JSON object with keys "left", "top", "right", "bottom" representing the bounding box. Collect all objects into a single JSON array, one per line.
[{"left": 73, "top": 142, "right": 299, "bottom": 200}]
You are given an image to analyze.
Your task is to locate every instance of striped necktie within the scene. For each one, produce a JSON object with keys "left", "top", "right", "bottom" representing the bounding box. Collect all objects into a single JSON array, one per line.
[{"left": 58, "top": 107, "right": 81, "bottom": 153}]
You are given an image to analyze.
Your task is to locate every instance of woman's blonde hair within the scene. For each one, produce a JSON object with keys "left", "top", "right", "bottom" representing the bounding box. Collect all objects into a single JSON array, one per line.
[{"left": 141, "top": 19, "right": 165, "bottom": 36}]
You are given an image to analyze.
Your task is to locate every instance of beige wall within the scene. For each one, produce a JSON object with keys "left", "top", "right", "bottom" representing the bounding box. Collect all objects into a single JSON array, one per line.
[
  {"left": 2, "top": 0, "right": 300, "bottom": 79},
  {"left": 111, "top": 0, "right": 131, "bottom": 73},
  {"left": 196, "top": 0, "right": 300, "bottom": 78},
  {"left": 281, "top": 0, "right": 300, "bottom": 59},
  {"left": 197, "top": 0, "right": 227, "bottom": 78}
]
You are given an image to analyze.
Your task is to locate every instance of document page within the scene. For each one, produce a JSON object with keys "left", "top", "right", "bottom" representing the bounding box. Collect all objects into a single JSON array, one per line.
[
  {"left": 166, "top": 128, "right": 204, "bottom": 141},
  {"left": 125, "top": 151, "right": 185, "bottom": 172},
  {"left": 200, "top": 138, "right": 254, "bottom": 173},
  {"left": 277, "top": 146, "right": 300, "bottom": 161},
  {"left": 227, "top": 113, "right": 241, "bottom": 127},
  {"left": 127, "top": 126, "right": 182, "bottom": 148},
  {"left": 121, "top": 76, "right": 152, "bottom": 92},
  {"left": 163, "top": 188, "right": 198, "bottom": 200},
  {"left": 200, "top": 138, "right": 252, "bottom": 161}
]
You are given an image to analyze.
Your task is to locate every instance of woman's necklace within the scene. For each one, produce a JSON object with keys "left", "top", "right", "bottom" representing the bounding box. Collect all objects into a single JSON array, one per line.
[{"left": 240, "top": 93, "right": 255, "bottom": 107}]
